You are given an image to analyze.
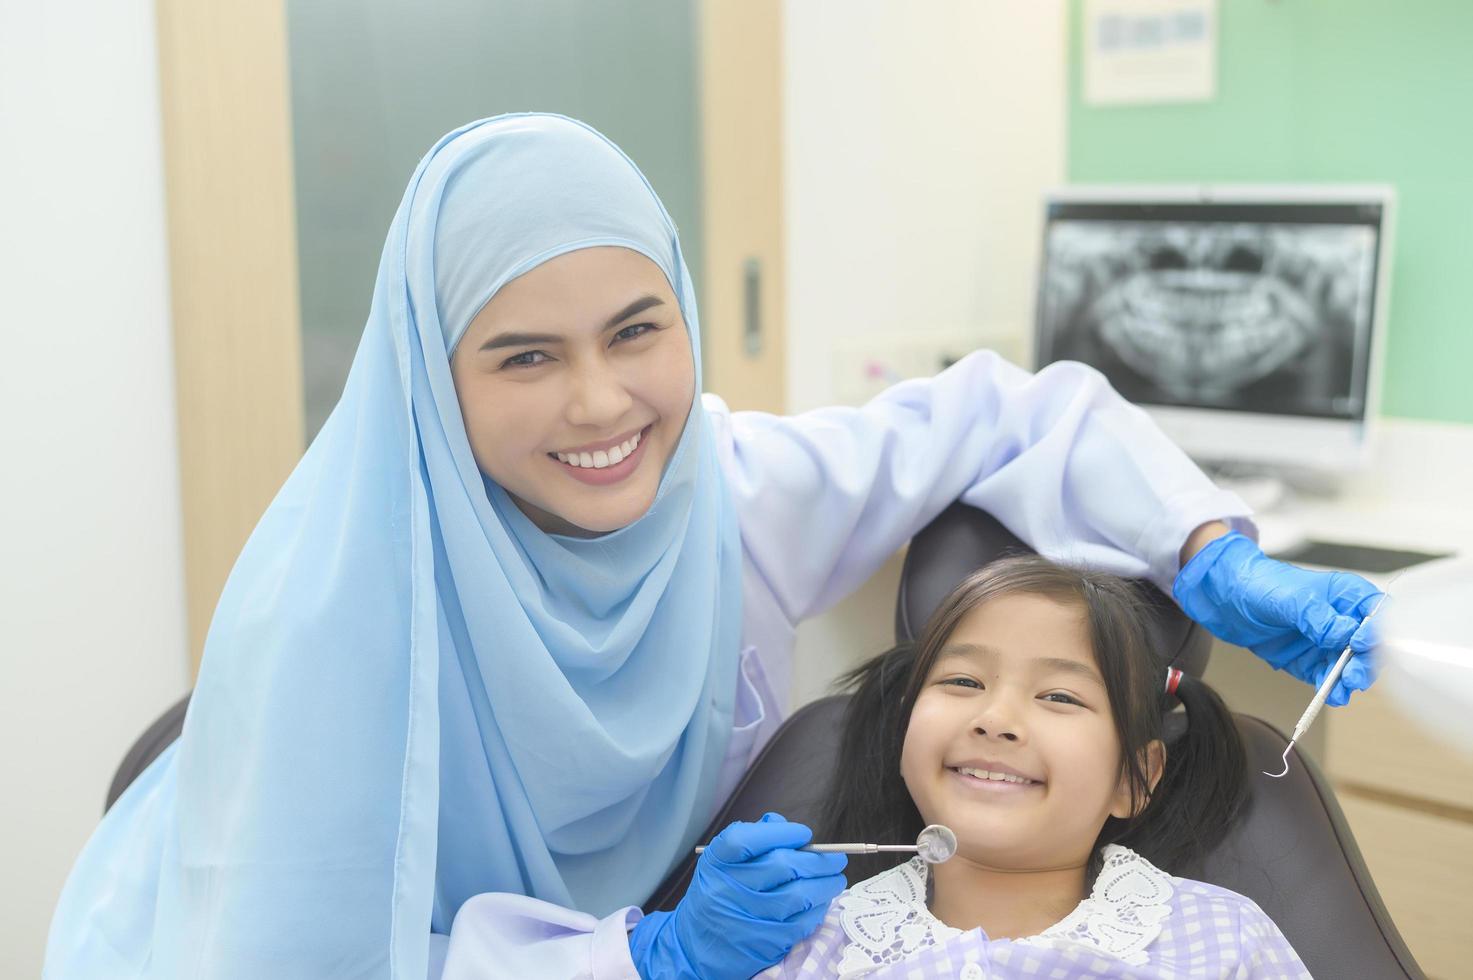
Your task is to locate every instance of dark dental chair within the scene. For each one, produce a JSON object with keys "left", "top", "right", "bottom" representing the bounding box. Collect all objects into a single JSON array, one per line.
[
  {"left": 643, "top": 505, "right": 1427, "bottom": 979},
  {"left": 109, "top": 505, "right": 1425, "bottom": 977}
]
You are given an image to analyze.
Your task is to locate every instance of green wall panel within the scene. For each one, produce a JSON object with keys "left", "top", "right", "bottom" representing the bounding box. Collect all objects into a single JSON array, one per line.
[{"left": 1067, "top": 0, "right": 1473, "bottom": 423}]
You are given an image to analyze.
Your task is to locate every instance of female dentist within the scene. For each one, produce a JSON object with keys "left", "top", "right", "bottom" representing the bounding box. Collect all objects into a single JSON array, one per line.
[{"left": 44, "top": 115, "right": 1381, "bottom": 980}]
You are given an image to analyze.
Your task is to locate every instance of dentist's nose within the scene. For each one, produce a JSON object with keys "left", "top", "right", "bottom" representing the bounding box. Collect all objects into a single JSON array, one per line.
[{"left": 566, "top": 363, "right": 633, "bottom": 428}]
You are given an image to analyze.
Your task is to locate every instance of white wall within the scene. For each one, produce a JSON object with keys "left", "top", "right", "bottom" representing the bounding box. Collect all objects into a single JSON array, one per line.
[
  {"left": 782, "top": 0, "right": 1067, "bottom": 413},
  {"left": 782, "top": 0, "right": 1068, "bottom": 703},
  {"left": 0, "top": 2, "right": 191, "bottom": 975}
]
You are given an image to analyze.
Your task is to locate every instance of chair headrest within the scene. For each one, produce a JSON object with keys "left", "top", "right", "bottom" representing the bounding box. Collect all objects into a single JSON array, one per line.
[{"left": 894, "top": 504, "right": 1211, "bottom": 677}]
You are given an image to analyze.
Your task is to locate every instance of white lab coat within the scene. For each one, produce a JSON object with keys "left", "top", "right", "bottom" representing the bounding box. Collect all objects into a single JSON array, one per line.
[{"left": 433, "top": 351, "right": 1253, "bottom": 979}]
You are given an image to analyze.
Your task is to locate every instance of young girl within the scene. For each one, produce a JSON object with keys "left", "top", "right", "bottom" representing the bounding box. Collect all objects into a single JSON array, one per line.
[
  {"left": 45, "top": 113, "right": 1370, "bottom": 979},
  {"left": 760, "top": 555, "right": 1309, "bottom": 978}
]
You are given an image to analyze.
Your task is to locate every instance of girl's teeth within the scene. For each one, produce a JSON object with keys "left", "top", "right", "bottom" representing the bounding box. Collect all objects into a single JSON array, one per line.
[
  {"left": 555, "top": 430, "right": 643, "bottom": 469},
  {"left": 957, "top": 767, "right": 1033, "bottom": 784}
]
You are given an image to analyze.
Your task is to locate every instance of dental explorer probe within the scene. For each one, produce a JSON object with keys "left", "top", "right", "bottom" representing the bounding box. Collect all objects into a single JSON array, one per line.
[
  {"left": 1263, "top": 580, "right": 1398, "bottom": 779},
  {"left": 695, "top": 823, "right": 958, "bottom": 865}
]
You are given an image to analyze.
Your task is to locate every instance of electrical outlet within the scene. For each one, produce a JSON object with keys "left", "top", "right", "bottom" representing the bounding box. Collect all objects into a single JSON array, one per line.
[{"left": 830, "top": 329, "right": 1025, "bottom": 406}]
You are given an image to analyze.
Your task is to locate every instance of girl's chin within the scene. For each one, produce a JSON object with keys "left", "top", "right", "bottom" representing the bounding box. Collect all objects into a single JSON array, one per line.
[
  {"left": 941, "top": 841, "right": 1064, "bottom": 871},
  {"left": 938, "top": 830, "right": 1099, "bottom": 874}
]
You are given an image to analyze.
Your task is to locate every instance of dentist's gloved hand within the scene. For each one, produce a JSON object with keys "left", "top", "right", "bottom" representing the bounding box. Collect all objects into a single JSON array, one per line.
[
  {"left": 628, "top": 812, "right": 847, "bottom": 980},
  {"left": 1174, "top": 531, "right": 1384, "bottom": 706}
]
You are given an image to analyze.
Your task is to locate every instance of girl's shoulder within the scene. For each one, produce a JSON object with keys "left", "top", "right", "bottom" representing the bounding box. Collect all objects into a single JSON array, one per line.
[
  {"left": 1090, "top": 845, "right": 1290, "bottom": 946},
  {"left": 1159, "top": 857, "right": 1287, "bottom": 938},
  {"left": 1139, "top": 851, "right": 1310, "bottom": 977},
  {"left": 1166, "top": 869, "right": 1274, "bottom": 916},
  {"left": 1162, "top": 871, "right": 1302, "bottom": 961}
]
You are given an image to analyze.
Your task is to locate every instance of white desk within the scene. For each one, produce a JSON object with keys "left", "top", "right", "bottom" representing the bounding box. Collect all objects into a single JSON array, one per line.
[
  {"left": 1270, "top": 417, "right": 1473, "bottom": 569},
  {"left": 1216, "top": 417, "right": 1473, "bottom": 978}
]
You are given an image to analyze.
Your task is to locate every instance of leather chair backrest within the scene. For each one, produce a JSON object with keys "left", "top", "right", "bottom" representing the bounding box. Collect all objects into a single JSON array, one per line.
[
  {"left": 647, "top": 503, "right": 1425, "bottom": 978},
  {"left": 895, "top": 503, "right": 1211, "bottom": 677},
  {"left": 647, "top": 695, "right": 1425, "bottom": 979},
  {"left": 105, "top": 693, "right": 189, "bottom": 812}
]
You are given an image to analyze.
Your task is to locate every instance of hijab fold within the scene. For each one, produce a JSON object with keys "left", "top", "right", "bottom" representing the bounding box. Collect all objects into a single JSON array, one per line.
[{"left": 45, "top": 114, "right": 742, "bottom": 979}]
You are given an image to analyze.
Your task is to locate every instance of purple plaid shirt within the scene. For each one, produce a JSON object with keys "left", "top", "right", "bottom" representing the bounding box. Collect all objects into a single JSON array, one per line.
[{"left": 757, "top": 845, "right": 1311, "bottom": 979}]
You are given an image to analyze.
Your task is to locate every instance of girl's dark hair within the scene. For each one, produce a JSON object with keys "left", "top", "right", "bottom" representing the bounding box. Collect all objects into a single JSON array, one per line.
[{"left": 820, "top": 554, "right": 1247, "bottom": 882}]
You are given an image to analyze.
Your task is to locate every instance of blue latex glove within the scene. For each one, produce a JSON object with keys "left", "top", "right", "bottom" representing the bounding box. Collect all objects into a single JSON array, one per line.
[
  {"left": 628, "top": 812, "right": 847, "bottom": 980},
  {"left": 1174, "top": 532, "right": 1384, "bottom": 706}
]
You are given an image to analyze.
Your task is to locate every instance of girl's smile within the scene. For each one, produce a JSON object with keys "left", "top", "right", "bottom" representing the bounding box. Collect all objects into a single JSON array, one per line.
[{"left": 946, "top": 759, "right": 1044, "bottom": 796}]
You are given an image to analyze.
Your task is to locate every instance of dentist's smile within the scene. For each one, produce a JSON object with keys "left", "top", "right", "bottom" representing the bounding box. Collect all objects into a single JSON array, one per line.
[{"left": 547, "top": 424, "right": 653, "bottom": 486}]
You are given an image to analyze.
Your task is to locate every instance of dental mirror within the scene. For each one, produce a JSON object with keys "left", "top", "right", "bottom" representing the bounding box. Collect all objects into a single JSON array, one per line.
[{"left": 695, "top": 822, "right": 957, "bottom": 864}]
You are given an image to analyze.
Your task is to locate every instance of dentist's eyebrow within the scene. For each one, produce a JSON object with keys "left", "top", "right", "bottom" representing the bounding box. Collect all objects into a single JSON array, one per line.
[
  {"left": 479, "top": 331, "right": 563, "bottom": 352},
  {"left": 478, "top": 295, "right": 665, "bottom": 352},
  {"left": 605, "top": 294, "right": 664, "bottom": 327}
]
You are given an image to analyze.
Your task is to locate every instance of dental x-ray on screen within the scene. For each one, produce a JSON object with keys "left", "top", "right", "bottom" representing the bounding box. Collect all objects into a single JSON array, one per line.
[{"left": 1035, "top": 196, "right": 1386, "bottom": 423}]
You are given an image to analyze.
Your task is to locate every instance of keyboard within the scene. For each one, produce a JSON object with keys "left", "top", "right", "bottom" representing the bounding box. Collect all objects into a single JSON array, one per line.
[{"left": 1270, "top": 539, "right": 1452, "bottom": 574}]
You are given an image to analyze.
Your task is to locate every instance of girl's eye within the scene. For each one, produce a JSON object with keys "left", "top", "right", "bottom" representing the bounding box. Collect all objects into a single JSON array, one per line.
[
  {"left": 613, "top": 322, "right": 658, "bottom": 343},
  {"left": 501, "top": 350, "right": 551, "bottom": 369},
  {"left": 1041, "top": 692, "right": 1082, "bottom": 706},
  {"left": 940, "top": 677, "right": 982, "bottom": 690}
]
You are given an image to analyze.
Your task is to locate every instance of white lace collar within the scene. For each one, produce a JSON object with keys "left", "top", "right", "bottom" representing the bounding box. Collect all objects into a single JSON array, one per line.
[{"left": 835, "top": 844, "right": 1174, "bottom": 976}]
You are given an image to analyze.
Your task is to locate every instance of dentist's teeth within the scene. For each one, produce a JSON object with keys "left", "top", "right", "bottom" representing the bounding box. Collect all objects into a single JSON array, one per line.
[{"left": 554, "top": 429, "right": 645, "bottom": 469}]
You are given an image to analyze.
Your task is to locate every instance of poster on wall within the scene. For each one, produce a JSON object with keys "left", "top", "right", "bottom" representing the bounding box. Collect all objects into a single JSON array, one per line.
[{"left": 1083, "top": 0, "right": 1218, "bottom": 105}]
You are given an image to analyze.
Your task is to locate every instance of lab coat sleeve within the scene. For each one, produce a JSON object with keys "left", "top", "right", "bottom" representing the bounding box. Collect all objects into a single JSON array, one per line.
[
  {"left": 434, "top": 894, "right": 642, "bottom": 980},
  {"left": 706, "top": 350, "right": 1253, "bottom": 624}
]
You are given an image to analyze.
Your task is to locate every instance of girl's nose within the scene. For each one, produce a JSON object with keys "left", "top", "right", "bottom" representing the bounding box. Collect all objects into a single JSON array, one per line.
[
  {"left": 971, "top": 699, "right": 1024, "bottom": 743},
  {"left": 566, "top": 364, "right": 633, "bottom": 427}
]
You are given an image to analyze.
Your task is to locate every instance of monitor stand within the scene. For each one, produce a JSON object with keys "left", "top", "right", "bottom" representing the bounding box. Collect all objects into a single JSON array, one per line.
[
  {"left": 1207, "top": 470, "right": 1453, "bottom": 572},
  {"left": 1252, "top": 511, "right": 1309, "bottom": 558},
  {"left": 1205, "top": 470, "right": 1306, "bottom": 556}
]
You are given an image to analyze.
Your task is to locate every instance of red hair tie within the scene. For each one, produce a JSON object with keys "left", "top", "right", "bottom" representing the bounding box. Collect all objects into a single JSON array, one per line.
[{"left": 1164, "top": 667, "right": 1183, "bottom": 697}]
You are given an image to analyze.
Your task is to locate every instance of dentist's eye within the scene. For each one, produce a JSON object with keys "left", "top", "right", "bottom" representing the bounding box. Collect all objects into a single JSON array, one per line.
[
  {"left": 501, "top": 350, "right": 552, "bottom": 369},
  {"left": 613, "top": 322, "right": 659, "bottom": 343}
]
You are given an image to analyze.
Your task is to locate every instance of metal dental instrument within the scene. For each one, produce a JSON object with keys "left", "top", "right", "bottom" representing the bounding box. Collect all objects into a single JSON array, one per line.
[
  {"left": 1263, "top": 579, "right": 1400, "bottom": 779},
  {"left": 696, "top": 823, "right": 958, "bottom": 865}
]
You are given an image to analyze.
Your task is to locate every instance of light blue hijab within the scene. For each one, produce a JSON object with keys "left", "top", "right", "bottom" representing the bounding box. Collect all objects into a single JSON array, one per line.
[{"left": 45, "top": 114, "right": 743, "bottom": 979}]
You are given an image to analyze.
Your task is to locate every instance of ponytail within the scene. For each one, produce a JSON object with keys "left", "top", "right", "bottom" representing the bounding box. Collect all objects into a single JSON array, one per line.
[
  {"left": 1109, "top": 671, "right": 1248, "bottom": 874},
  {"left": 817, "top": 644, "right": 924, "bottom": 882}
]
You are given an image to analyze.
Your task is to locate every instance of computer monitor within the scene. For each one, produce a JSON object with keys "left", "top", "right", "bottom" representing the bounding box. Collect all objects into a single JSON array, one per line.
[{"left": 1032, "top": 185, "right": 1394, "bottom": 475}]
